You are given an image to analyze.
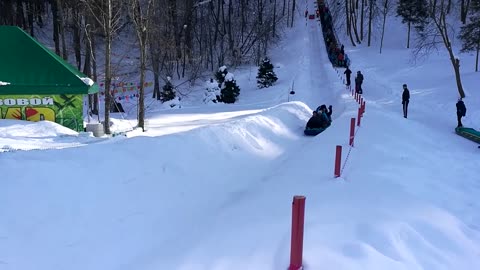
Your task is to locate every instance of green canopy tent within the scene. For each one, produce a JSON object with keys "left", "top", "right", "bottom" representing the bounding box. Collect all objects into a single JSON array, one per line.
[{"left": 0, "top": 26, "right": 98, "bottom": 131}]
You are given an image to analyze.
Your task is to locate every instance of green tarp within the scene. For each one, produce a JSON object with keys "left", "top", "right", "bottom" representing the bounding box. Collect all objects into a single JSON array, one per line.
[{"left": 0, "top": 26, "right": 98, "bottom": 95}]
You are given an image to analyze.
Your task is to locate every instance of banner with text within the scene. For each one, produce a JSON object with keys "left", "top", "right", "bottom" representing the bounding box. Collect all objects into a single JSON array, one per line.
[{"left": 0, "top": 94, "right": 83, "bottom": 131}]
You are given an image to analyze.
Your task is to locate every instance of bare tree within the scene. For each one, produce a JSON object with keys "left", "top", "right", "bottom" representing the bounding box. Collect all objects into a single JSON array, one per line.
[
  {"left": 415, "top": 0, "right": 466, "bottom": 98},
  {"left": 459, "top": 0, "right": 480, "bottom": 71},
  {"left": 461, "top": 0, "right": 472, "bottom": 24},
  {"left": 83, "top": 0, "right": 124, "bottom": 134},
  {"left": 130, "top": 0, "right": 154, "bottom": 131},
  {"left": 379, "top": 0, "right": 393, "bottom": 53},
  {"left": 367, "top": 0, "right": 375, "bottom": 46}
]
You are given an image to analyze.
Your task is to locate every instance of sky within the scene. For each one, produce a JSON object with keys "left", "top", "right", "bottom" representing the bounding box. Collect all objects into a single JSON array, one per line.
[{"left": 1, "top": 0, "right": 480, "bottom": 269}]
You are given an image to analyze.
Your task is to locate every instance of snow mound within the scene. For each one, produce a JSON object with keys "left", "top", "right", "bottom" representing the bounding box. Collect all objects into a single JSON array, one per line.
[{"left": 0, "top": 119, "right": 78, "bottom": 138}]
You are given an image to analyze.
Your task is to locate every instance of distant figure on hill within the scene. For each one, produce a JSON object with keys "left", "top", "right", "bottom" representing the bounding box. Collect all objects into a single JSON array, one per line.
[
  {"left": 355, "top": 71, "right": 364, "bottom": 94},
  {"left": 344, "top": 66, "right": 352, "bottom": 86},
  {"left": 456, "top": 98, "right": 467, "bottom": 127},
  {"left": 402, "top": 84, "right": 410, "bottom": 118}
]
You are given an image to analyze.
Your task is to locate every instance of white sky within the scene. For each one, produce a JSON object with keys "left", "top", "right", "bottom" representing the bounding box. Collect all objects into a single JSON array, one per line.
[{"left": 1, "top": 0, "right": 480, "bottom": 269}]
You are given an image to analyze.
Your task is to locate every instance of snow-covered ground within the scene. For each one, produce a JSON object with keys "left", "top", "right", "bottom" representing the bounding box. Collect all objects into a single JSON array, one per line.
[{"left": 1, "top": 0, "right": 480, "bottom": 269}]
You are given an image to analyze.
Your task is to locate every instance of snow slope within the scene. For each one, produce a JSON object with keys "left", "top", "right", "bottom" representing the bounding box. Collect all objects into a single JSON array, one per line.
[{"left": 1, "top": 0, "right": 479, "bottom": 269}]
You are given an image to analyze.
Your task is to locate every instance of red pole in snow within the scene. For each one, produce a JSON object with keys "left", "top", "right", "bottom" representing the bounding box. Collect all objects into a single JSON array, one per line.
[
  {"left": 349, "top": 118, "right": 355, "bottom": 146},
  {"left": 334, "top": 145, "right": 342, "bottom": 177},
  {"left": 362, "top": 101, "right": 366, "bottom": 115},
  {"left": 289, "top": 196, "right": 306, "bottom": 270},
  {"left": 357, "top": 107, "right": 362, "bottom": 126},
  {"left": 360, "top": 97, "right": 363, "bottom": 105}
]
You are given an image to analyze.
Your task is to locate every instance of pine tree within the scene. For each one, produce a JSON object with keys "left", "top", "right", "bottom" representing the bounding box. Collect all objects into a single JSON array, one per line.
[
  {"left": 160, "top": 76, "right": 176, "bottom": 102},
  {"left": 256, "top": 57, "right": 278, "bottom": 88},
  {"left": 203, "top": 78, "right": 221, "bottom": 103},
  {"left": 221, "top": 72, "right": 240, "bottom": 103},
  {"left": 396, "top": 0, "right": 429, "bottom": 48},
  {"left": 459, "top": 0, "right": 480, "bottom": 71},
  {"left": 215, "top": 65, "right": 228, "bottom": 87}
]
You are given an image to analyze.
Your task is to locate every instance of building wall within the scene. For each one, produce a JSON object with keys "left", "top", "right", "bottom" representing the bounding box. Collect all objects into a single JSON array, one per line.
[{"left": 0, "top": 94, "right": 84, "bottom": 131}]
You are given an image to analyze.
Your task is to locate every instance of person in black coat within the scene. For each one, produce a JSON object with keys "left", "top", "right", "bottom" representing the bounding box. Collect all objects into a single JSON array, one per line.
[
  {"left": 344, "top": 66, "right": 352, "bottom": 86},
  {"left": 355, "top": 71, "right": 364, "bottom": 94},
  {"left": 402, "top": 84, "right": 410, "bottom": 118},
  {"left": 456, "top": 98, "right": 467, "bottom": 127},
  {"left": 316, "top": 104, "right": 333, "bottom": 122},
  {"left": 306, "top": 111, "right": 326, "bottom": 129}
]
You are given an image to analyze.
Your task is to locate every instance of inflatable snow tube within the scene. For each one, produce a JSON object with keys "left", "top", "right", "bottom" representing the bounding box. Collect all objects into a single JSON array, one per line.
[
  {"left": 304, "top": 127, "right": 327, "bottom": 136},
  {"left": 455, "top": 127, "right": 480, "bottom": 144}
]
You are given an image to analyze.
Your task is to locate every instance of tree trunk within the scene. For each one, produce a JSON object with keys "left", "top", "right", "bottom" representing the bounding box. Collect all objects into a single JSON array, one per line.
[
  {"left": 91, "top": 30, "right": 99, "bottom": 115},
  {"left": 104, "top": 0, "right": 113, "bottom": 135},
  {"left": 347, "top": 0, "right": 356, "bottom": 46},
  {"left": 476, "top": 41, "right": 479, "bottom": 72},
  {"left": 56, "top": 0, "right": 68, "bottom": 60},
  {"left": 273, "top": 0, "right": 277, "bottom": 38},
  {"left": 83, "top": 14, "right": 94, "bottom": 114},
  {"left": 227, "top": 0, "right": 234, "bottom": 62},
  {"left": 407, "top": 21, "right": 411, "bottom": 48},
  {"left": 439, "top": 14, "right": 465, "bottom": 98},
  {"left": 27, "top": 1, "right": 34, "bottom": 36},
  {"left": 360, "top": 0, "right": 365, "bottom": 41},
  {"left": 73, "top": 8, "right": 82, "bottom": 70},
  {"left": 379, "top": 0, "right": 388, "bottom": 54},
  {"left": 351, "top": 0, "right": 361, "bottom": 43},
  {"left": 137, "top": 28, "right": 147, "bottom": 131},
  {"left": 367, "top": 0, "right": 373, "bottom": 46},
  {"left": 460, "top": 0, "right": 471, "bottom": 24},
  {"left": 51, "top": 0, "right": 60, "bottom": 55},
  {"left": 0, "top": 0, "right": 11, "bottom": 25},
  {"left": 291, "top": 0, "right": 296, "bottom": 28},
  {"left": 138, "top": 45, "right": 146, "bottom": 130},
  {"left": 287, "top": 0, "right": 290, "bottom": 27},
  {"left": 351, "top": 11, "right": 361, "bottom": 43},
  {"left": 346, "top": 0, "right": 350, "bottom": 35},
  {"left": 16, "top": 0, "right": 25, "bottom": 29}
]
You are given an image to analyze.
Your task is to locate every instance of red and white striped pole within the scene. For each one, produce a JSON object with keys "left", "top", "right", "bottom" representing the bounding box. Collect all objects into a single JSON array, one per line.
[
  {"left": 357, "top": 107, "right": 362, "bottom": 126},
  {"left": 349, "top": 118, "right": 355, "bottom": 146},
  {"left": 289, "top": 196, "right": 306, "bottom": 270},
  {"left": 334, "top": 145, "right": 342, "bottom": 178}
]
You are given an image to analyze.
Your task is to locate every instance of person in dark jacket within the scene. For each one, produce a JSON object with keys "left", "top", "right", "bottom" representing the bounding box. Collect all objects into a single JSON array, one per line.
[
  {"left": 355, "top": 71, "right": 364, "bottom": 94},
  {"left": 344, "top": 66, "right": 352, "bottom": 86},
  {"left": 317, "top": 104, "right": 333, "bottom": 122},
  {"left": 402, "top": 84, "right": 410, "bottom": 118},
  {"left": 306, "top": 111, "right": 325, "bottom": 129},
  {"left": 456, "top": 98, "right": 467, "bottom": 127}
]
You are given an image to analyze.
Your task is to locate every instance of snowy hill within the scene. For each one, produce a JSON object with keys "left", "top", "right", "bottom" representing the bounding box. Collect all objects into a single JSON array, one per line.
[{"left": 1, "top": 0, "right": 480, "bottom": 269}]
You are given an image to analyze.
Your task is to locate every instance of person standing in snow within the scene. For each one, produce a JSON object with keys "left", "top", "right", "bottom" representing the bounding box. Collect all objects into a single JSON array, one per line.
[
  {"left": 344, "top": 66, "right": 352, "bottom": 86},
  {"left": 402, "top": 84, "right": 410, "bottom": 118},
  {"left": 355, "top": 71, "right": 364, "bottom": 94},
  {"left": 456, "top": 98, "right": 467, "bottom": 127}
]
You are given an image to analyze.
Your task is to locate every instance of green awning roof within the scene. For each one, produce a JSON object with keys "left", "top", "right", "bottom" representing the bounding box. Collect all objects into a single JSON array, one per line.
[{"left": 0, "top": 26, "right": 98, "bottom": 95}]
